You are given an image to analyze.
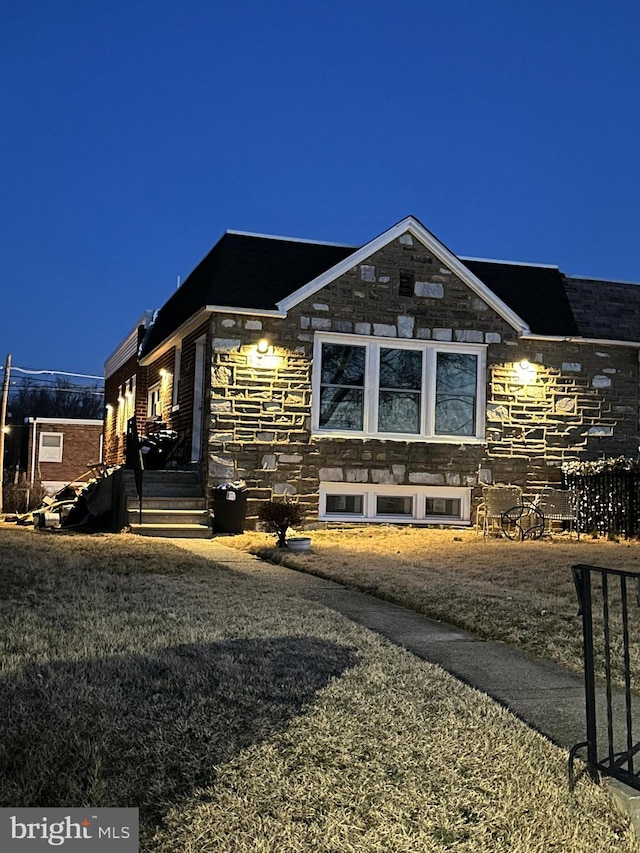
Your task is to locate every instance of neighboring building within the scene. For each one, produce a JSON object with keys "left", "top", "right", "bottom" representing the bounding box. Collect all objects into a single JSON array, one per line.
[
  {"left": 104, "top": 215, "right": 640, "bottom": 529},
  {"left": 23, "top": 417, "right": 104, "bottom": 495}
]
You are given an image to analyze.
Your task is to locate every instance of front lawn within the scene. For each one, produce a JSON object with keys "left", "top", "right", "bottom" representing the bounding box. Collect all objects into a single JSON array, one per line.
[
  {"left": 228, "top": 526, "right": 640, "bottom": 681},
  {"left": 0, "top": 527, "right": 638, "bottom": 852}
]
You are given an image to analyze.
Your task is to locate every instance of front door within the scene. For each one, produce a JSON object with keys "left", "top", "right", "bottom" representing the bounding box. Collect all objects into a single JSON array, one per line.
[{"left": 191, "top": 335, "right": 206, "bottom": 463}]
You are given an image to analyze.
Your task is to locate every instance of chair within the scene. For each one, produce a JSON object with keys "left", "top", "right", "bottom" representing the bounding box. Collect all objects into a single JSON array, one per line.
[
  {"left": 537, "top": 487, "right": 579, "bottom": 538},
  {"left": 476, "top": 485, "right": 523, "bottom": 536}
]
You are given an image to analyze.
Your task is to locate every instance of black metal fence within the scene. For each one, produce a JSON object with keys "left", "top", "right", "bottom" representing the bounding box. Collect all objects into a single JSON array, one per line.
[
  {"left": 571, "top": 563, "right": 640, "bottom": 790},
  {"left": 564, "top": 471, "right": 640, "bottom": 538}
]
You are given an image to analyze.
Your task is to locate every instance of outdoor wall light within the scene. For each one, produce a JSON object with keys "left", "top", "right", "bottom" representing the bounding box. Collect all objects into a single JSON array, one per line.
[
  {"left": 159, "top": 368, "right": 170, "bottom": 379},
  {"left": 514, "top": 358, "right": 537, "bottom": 385},
  {"left": 249, "top": 338, "right": 281, "bottom": 369},
  {"left": 117, "top": 396, "right": 125, "bottom": 405},
  {"left": 106, "top": 403, "right": 113, "bottom": 412}
]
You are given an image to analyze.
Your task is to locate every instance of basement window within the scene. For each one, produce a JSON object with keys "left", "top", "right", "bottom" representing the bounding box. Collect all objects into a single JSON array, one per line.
[
  {"left": 325, "top": 494, "right": 364, "bottom": 516},
  {"left": 320, "top": 483, "right": 471, "bottom": 525}
]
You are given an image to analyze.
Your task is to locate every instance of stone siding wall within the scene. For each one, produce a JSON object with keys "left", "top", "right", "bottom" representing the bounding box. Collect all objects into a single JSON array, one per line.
[
  {"left": 483, "top": 342, "right": 640, "bottom": 487},
  {"left": 203, "top": 231, "right": 639, "bottom": 525}
]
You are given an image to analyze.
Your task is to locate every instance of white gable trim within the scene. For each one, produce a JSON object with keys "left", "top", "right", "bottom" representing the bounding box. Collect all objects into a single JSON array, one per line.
[{"left": 276, "top": 216, "right": 531, "bottom": 336}]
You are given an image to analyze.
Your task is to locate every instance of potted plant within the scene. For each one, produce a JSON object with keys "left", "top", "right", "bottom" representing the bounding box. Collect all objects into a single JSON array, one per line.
[{"left": 258, "top": 498, "right": 307, "bottom": 548}]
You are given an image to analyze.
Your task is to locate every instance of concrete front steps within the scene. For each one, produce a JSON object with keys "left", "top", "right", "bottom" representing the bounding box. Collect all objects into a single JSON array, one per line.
[{"left": 124, "top": 470, "right": 210, "bottom": 538}]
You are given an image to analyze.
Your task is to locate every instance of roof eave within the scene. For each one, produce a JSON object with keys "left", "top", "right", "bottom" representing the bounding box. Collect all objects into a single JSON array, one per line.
[
  {"left": 521, "top": 333, "right": 640, "bottom": 348},
  {"left": 138, "top": 305, "right": 287, "bottom": 366}
]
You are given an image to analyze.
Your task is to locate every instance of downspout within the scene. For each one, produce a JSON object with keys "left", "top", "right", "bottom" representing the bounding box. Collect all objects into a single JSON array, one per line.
[{"left": 30, "top": 418, "right": 37, "bottom": 486}]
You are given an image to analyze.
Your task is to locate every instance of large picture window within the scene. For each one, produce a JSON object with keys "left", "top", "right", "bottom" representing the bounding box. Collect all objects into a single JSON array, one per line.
[{"left": 313, "top": 334, "right": 485, "bottom": 442}]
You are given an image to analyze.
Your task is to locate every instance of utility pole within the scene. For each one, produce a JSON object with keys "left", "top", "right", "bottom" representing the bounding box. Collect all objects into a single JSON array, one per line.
[{"left": 0, "top": 354, "right": 11, "bottom": 514}]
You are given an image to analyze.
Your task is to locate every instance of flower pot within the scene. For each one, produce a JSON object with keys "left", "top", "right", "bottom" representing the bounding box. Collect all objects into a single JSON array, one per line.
[{"left": 286, "top": 537, "right": 311, "bottom": 552}]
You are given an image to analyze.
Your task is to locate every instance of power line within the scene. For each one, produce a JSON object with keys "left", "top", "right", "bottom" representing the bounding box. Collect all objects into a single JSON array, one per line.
[
  {"left": 7, "top": 377, "right": 103, "bottom": 389},
  {"left": 0, "top": 365, "right": 104, "bottom": 381}
]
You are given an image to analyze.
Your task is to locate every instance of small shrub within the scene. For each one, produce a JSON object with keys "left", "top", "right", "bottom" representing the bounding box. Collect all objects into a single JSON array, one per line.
[
  {"left": 258, "top": 499, "right": 305, "bottom": 547},
  {"left": 2, "top": 480, "right": 47, "bottom": 514}
]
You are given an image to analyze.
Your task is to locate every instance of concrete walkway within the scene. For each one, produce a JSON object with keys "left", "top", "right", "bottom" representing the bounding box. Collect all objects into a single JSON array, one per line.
[{"left": 172, "top": 537, "right": 640, "bottom": 824}]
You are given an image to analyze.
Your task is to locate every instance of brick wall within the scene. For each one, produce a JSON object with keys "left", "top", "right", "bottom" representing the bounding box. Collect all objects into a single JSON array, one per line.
[
  {"left": 104, "top": 353, "right": 140, "bottom": 464},
  {"left": 26, "top": 421, "right": 103, "bottom": 489}
]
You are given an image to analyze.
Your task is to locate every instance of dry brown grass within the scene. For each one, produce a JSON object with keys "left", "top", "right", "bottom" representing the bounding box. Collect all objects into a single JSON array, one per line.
[
  {"left": 228, "top": 526, "right": 640, "bottom": 680},
  {"left": 1, "top": 526, "right": 639, "bottom": 852}
]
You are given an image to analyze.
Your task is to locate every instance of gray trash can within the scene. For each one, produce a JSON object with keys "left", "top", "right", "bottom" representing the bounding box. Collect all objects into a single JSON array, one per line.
[{"left": 212, "top": 483, "right": 248, "bottom": 534}]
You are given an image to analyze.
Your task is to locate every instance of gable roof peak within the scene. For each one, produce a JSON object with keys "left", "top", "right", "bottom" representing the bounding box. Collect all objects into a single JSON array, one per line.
[{"left": 277, "top": 215, "right": 532, "bottom": 337}]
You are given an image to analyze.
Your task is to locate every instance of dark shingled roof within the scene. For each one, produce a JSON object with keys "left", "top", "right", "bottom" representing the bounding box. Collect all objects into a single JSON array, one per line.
[
  {"left": 462, "top": 259, "right": 579, "bottom": 337},
  {"left": 140, "top": 229, "right": 640, "bottom": 358},
  {"left": 141, "top": 233, "right": 355, "bottom": 358},
  {"left": 564, "top": 277, "right": 640, "bottom": 342}
]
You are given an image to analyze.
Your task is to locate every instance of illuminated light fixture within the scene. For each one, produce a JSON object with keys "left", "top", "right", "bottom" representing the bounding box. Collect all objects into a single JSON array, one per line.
[
  {"left": 117, "top": 396, "right": 125, "bottom": 405},
  {"left": 106, "top": 403, "right": 114, "bottom": 412},
  {"left": 1, "top": 425, "right": 10, "bottom": 434},
  {"left": 256, "top": 338, "right": 270, "bottom": 355},
  {"left": 159, "top": 368, "right": 170, "bottom": 379},
  {"left": 514, "top": 358, "right": 537, "bottom": 386}
]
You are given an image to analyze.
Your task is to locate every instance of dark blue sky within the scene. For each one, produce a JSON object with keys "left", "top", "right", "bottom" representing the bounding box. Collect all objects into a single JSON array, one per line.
[{"left": 2, "top": 0, "right": 640, "bottom": 376}]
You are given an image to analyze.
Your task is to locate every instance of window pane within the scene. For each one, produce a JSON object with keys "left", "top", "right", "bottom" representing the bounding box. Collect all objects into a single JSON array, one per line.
[
  {"left": 426, "top": 497, "right": 461, "bottom": 517},
  {"left": 319, "top": 344, "right": 366, "bottom": 431},
  {"left": 321, "top": 344, "right": 365, "bottom": 386},
  {"left": 326, "top": 494, "right": 364, "bottom": 514},
  {"left": 376, "top": 495, "right": 413, "bottom": 515},
  {"left": 379, "top": 348, "right": 422, "bottom": 390},
  {"left": 378, "top": 349, "right": 422, "bottom": 433},
  {"left": 42, "top": 434, "right": 62, "bottom": 448},
  {"left": 319, "top": 387, "right": 364, "bottom": 430},
  {"left": 378, "top": 390, "right": 420, "bottom": 433},
  {"left": 435, "top": 353, "right": 477, "bottom": 436}
]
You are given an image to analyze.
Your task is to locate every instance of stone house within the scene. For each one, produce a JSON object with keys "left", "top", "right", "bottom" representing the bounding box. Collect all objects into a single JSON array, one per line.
[{"left": 103, "top": 215, "right": 640, "bottom": 529}]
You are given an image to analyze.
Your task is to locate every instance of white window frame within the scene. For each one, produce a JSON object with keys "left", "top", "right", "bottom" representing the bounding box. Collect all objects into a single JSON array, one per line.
[
  {"left": 39, "top": 431, "right": 64, "bottom": 463},
  {"left": 319, "top": 482, "right": 472, "bottom": 525},
  {"left": 147, "top": 382, "right": 161, "bottom": 419},
  {"left": 312, "top": 332, "right": 486, "bottom": 443}
]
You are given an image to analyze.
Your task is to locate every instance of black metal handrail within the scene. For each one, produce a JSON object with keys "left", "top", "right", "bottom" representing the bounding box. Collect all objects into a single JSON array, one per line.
[
  {"left": 125, "top": 416, "right": 144, "bottom": 524},
  {"left": 570, "top": 563, "right": 640, "bottom": 790}
]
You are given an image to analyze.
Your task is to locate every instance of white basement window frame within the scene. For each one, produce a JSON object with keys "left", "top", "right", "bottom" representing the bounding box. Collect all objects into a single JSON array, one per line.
[
  {"left": 39, "top": 432, "right": 64, "bottom": 463},
  {"left": 319, "top": 483, "right": 472, "bottom": 525},
  {"left": 311, "top": 332, "right": 486, "bottom": 443}
]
